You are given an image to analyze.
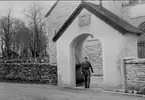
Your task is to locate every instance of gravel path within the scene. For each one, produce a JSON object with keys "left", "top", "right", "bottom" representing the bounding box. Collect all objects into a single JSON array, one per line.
[{"left": 0, "top": 83, "right": 144, "bottom": 100}]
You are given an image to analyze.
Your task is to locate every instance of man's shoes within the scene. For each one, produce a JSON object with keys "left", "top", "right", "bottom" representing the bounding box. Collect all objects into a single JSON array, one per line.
[
  {"left": 85, "top": 86, "right": 90, "bottom": 88},
  {"left": 87, "top": 86, "right": 90, "bottom": 88}
]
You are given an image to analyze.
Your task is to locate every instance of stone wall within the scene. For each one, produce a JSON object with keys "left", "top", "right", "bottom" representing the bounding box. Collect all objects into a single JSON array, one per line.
[
  {"left": 83, "top": 39, "right": 103, "bottom": 76},
  {"left": 0, "top": 63, "right": 57, "bottom": 84},
  {"left": 125, "top": 58, "right": 145, "bottom": 90}
]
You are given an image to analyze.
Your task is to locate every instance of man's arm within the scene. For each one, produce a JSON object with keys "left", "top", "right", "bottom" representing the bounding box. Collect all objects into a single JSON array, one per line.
[{"left": 89, "top": 62, "right": 93, "bottom": 73}]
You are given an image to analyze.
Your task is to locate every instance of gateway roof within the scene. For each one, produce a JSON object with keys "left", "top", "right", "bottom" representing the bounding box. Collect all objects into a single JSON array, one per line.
[{"left": 52, "top": 2, "right": 143, "bottom": 42}]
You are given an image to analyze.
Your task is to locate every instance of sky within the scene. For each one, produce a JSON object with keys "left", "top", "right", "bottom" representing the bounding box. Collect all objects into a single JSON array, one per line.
[{"left": 0, "top": 1, "right": 55, "bottom": 21}]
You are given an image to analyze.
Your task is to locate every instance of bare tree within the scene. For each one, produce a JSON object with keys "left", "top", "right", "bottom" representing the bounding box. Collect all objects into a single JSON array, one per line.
[
  {"left": 0, "top": 10, "right": 15, "bottom": 59},
  {"left": 24, "top": 2, "right": 48, "bottom": 58},
  {"left": 14, "top": 18, "right": 31, "bottom": 57}
]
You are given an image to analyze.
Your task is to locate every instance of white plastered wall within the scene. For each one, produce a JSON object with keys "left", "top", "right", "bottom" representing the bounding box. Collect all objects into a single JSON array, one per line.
[{"left": 56, "top": 9, "right": 138, "bottom": 88}]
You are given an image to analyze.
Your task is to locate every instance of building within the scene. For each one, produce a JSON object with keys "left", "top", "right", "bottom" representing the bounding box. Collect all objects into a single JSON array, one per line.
[
  {"left": 46, "top": 0, "right": 145, "bottom": 64},
  {"left": 45, "top": 0, "right": 145, "bottom": 88}
]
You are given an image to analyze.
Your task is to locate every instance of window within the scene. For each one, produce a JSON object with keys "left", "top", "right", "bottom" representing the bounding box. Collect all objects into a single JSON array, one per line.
[
  {"left": 139, "top": 22, "right": 145, "bottom": 32},
  {"left": 138, "top": 22, "right": 145, "bottom": 58},
  {"left": 129, "top": 0, "right": 138, "bottom": 4}
]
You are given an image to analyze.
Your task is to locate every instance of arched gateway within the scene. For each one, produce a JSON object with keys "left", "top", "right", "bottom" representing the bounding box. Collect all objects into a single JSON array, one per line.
[
  {"left": 70, "top": 33, "right": 103, "bottom": 87},
  {"left": 70, "top": 33, "right": 95, "bottom": 85},
  {"left": 52, "top": 2, "right": 143, "bottom": 88}
]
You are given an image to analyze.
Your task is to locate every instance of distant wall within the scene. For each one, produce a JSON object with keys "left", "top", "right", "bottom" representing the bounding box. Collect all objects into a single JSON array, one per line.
[
  {"left": 83, "top": 39, "right": 103, "bottom": 76},
  {"left": 125, "top": 58, "right": 145, "bottom": 90},
  {"left": 0, "top": 63, "right": 57, "bottom": 84},
  {"left": 46, "top": 1, "right": 80, "bottom": 65}
]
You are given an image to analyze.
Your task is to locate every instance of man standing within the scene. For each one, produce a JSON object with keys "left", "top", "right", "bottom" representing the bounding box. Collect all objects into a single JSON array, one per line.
[{"left": 81, "top": 57, "right": 93, "bottom": 88}]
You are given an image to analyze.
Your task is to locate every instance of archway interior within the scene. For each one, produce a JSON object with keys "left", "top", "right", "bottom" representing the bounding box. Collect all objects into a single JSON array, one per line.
[
  {"left": 70, "top": 33, "right": 103, "bottom": 88},
  {"left": 83, "top": 37, "right": 103, "bottom": 88}
]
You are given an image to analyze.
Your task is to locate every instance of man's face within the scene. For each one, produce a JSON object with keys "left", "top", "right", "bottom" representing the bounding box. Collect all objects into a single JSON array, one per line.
[{"left": 84, "top": 58, "right": 88, "bottom": 62}]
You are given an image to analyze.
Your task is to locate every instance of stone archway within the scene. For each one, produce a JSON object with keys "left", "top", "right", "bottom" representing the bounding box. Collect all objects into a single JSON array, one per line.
[{"left": 70, "top": 33, "right": 103, "bottom": 87}]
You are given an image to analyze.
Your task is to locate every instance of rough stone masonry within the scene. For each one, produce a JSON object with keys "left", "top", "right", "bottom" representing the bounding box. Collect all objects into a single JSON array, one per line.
[{"left": 125, "top": 58, "right": 145, "bottom": 90}]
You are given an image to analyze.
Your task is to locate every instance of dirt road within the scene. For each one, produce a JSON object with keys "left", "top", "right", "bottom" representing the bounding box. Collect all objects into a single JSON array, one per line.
[{"left": 0, "top": 83, "right": 144, "bottom": 100}]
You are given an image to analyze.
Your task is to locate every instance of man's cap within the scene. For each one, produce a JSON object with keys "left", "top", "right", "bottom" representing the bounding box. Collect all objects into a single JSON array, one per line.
[{"left": 84, "top": 57, "right": 88, "bottom": 59}]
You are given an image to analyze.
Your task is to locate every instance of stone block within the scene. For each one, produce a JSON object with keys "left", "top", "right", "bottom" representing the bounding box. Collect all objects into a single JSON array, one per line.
[
  {"left": 0, "top": 63, "right": 57, "bottom": 84},
  {"left": 126, "top": 58, "right": 145, "bottom": 91}
]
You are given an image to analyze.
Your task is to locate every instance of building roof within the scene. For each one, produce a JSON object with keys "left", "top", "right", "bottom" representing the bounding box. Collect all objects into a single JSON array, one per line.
[
  {"left": 52, "top": 2, "right": 144, "bottom": 42},
  {"left": 138, "top": 22, "right": 145, "bottom": 41},
  {"left": 45, "top": 0, "right": 60, "bottom": 17},
  {"left": 45, "top": 0, "right": 85, "bottom": 17}
]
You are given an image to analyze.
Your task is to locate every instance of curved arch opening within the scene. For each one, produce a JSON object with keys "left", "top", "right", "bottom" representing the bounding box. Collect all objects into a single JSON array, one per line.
[
  {"left": 70, "top": 33, "right": 103, "bottom": 87},
  {"left": 70, "top": 33, "right": 93, "bottom": 64}
]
